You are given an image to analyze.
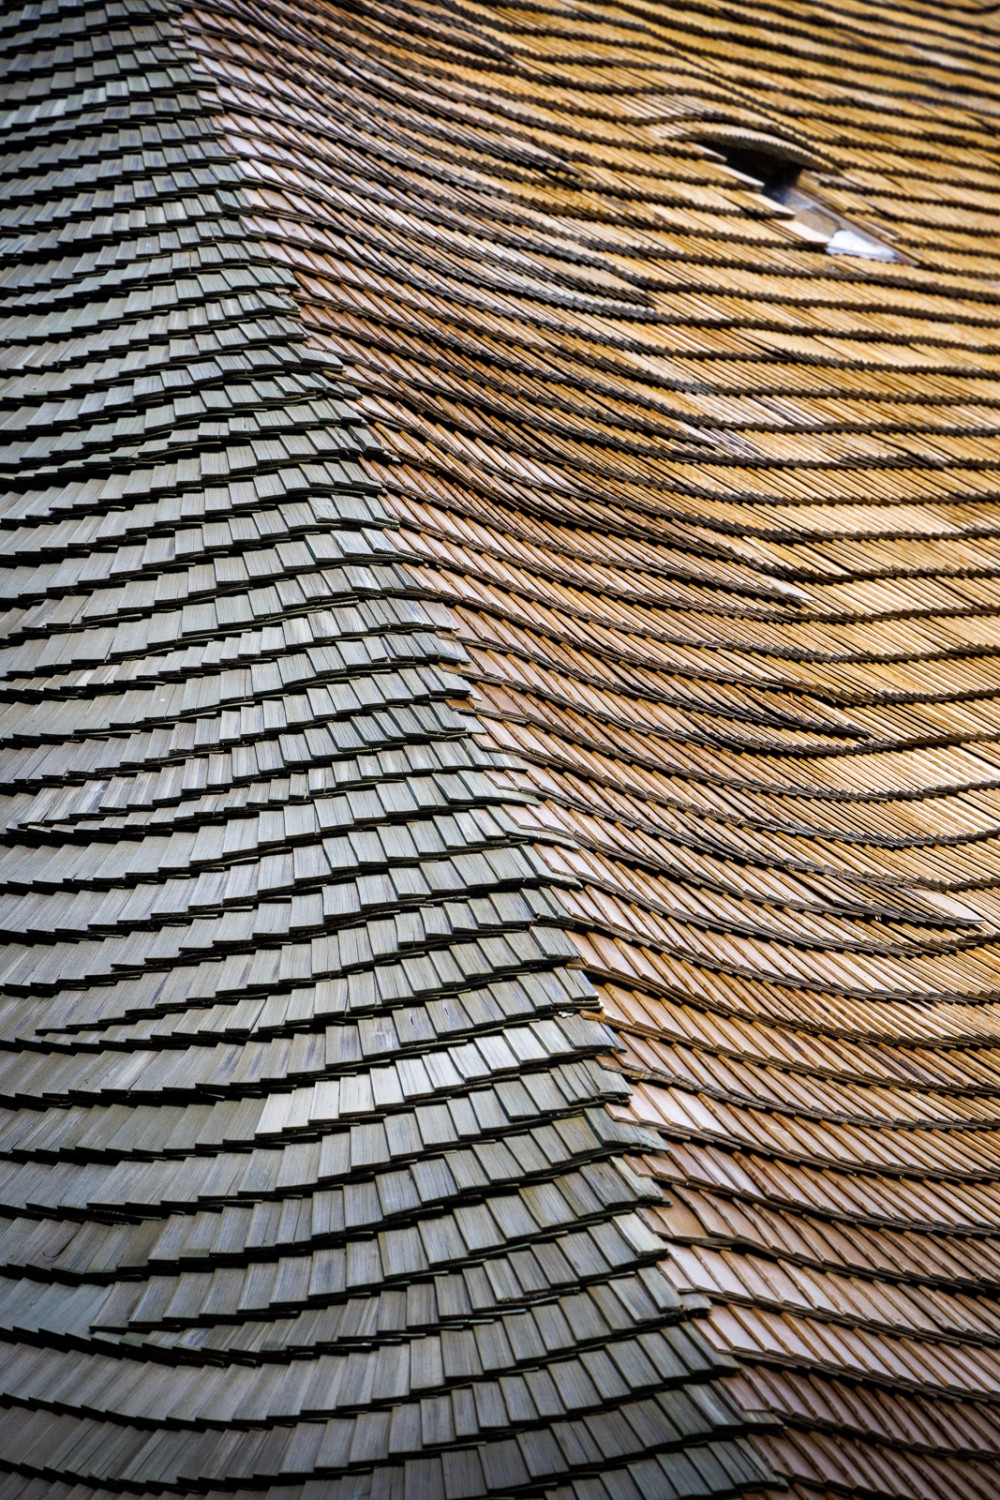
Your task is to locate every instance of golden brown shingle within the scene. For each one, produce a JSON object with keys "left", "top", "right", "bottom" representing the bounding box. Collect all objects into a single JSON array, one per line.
[{"left": 173, "top": 0, "right": 1000, "bottom": 1492}]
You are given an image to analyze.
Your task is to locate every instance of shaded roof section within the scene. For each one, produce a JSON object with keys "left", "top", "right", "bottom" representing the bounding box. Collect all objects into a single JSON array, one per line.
[
  {"left": 0, "top": 1, "right": 767, "bottom": 1496},
  {"left": 5, "top": 0, "right": 1000, "bottom": 1497}
]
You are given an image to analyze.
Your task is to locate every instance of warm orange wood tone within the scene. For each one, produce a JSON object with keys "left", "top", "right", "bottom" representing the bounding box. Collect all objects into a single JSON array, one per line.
[{"left": 183, "top": 0, "right": 1000, "bottom": 1494}]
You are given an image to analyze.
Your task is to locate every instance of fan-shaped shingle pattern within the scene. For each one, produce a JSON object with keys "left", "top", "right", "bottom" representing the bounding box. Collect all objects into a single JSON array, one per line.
[
  {"left": 0, "top": 2, "right": 771, "bottom": 1495},
  {"left": 177, "top": 0, "right": 1000, "bottom": 1496}
]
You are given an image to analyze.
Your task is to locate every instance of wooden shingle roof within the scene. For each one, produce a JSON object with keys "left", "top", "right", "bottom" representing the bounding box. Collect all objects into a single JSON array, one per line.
[{"left": 4, "top": 0, "right": 1000, "bottom": 1495}]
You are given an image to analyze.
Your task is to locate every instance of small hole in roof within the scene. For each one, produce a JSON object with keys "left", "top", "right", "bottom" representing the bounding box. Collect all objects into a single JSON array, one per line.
[
  {"left": 707, "top": 142, "right": 803, "bottom": 196},
  {"left": 700, "top": 138, "right": 905, "bottom": 264}
]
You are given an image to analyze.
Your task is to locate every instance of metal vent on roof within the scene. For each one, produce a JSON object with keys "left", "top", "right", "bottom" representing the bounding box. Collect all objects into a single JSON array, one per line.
[{"left": 699, "top": 135, "right": 905, "bottom": 263}]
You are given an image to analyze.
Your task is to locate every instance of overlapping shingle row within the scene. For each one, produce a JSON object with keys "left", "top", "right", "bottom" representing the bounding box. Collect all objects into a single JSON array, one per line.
[
  {"left": 0, "top": 2, "right": 770, "bottom": 1494},
  {"left": 175, "top": 0, "right": 1000, "bottom": 1495}
]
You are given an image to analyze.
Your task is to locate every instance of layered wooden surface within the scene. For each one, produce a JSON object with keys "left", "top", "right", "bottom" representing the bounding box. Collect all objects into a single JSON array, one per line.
[
  {"left": 0, "top": 1, "right": 770, "bottom": 1494},
  {"left": 176, "top": 0, "right": 1000, "bottom": 1495}
]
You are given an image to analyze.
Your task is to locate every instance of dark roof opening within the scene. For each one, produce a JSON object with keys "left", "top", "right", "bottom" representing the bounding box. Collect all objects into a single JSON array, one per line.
[
  {"left": 709, "top": 142, "right": 802, "bottom": 198},
  {"left": 699, "top": 136, "right": 905, "bottom": 264}
]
